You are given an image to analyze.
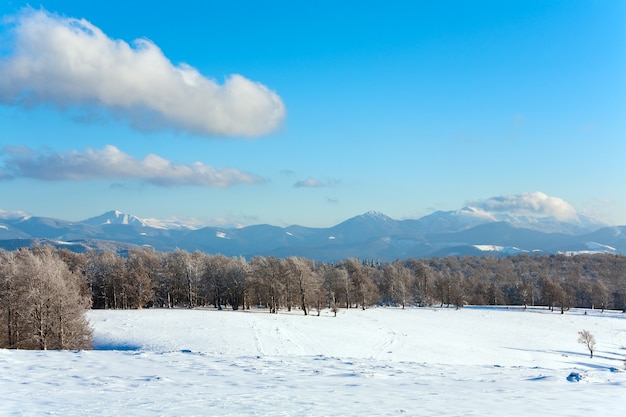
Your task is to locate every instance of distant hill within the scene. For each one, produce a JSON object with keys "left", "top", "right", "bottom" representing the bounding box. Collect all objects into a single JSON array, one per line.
[{"left": 0, "top": 207, "right": 622, "bottom": 261}]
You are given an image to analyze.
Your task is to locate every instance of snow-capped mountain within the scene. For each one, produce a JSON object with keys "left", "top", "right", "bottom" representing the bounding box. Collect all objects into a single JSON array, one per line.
[
  {"left": 83, "top": 210, "right": 148, "bottom": 228},
  {"left": 0, "top": 208, "right": 622, "bottom": 261},
  {"left": 138, "top": 217, "right": 206, "bottom": 231},
  {"left": 413, "top": 206, "right": 605, "bottom": 235},
  {"left": 82, "top": 210, "right": 202, "bottom": 230},
  {"left": 410, "top": 206, "right": 498, "bottom": 233}
]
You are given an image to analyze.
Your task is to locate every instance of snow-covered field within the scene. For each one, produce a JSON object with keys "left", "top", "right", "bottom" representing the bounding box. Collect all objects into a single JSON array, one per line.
[{"left": 1, "top": 306, "right": 625, "bottom": 416}]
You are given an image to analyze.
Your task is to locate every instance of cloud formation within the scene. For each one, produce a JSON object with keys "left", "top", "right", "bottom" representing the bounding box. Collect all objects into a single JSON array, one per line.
[
  {"left": 0, "top": 8, "right": 285, "bottom": 136},
  {"left": 468, "top": 192, "right": 579, "bottom": 221},
  {"left": 0, "top": 145, "right": 264, "bottom": 187},
  {"left": 294, "top": 177, "right": 338, "bottom": 188}
]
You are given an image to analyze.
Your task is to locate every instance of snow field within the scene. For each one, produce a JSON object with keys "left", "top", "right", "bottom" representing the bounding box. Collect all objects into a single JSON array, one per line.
[{"left": 0, "top": 306, "right": 624, "bottom": 416}]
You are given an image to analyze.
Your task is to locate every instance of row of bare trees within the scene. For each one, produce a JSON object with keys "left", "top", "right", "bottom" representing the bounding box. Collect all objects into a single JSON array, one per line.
[
  {"left": 419, "top": 254, "right": 626, "bottom": 312},
  {"left": 0, "top": 247, "right": 92, "bottom": 349},
  {"left": 2, "top": 246, "right": 625, "bottom": 330},
  {"left": 2, "top": 245, "right": 622, "bottom": 351},
  {"left": 79, "top": 249, "right": 381, "bottom": 314},
  {"left": 58, "top": 248, "right": 626, "bottom": 313}
]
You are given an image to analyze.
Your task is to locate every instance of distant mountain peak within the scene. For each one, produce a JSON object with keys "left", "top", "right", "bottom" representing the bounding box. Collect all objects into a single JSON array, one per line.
[
  {"left": 416, "top": 207, "right": 496, "bottom": 234},
  {"left": 80, "top": 210, "right": 203, "bottom": 230},
  {"left": 140, "top": 216, "right": 203, "bottom": 230},
  {"left": 362, "top": 210, "right": 392, "bottom": 220},
  {"left": 83, "top": 210, "right": 147, "bottom": 227}
]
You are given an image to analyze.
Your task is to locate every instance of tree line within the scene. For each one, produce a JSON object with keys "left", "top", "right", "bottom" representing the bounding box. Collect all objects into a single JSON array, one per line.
[{"left": 2, "top": 246, "right": 625, "bottom": 349}]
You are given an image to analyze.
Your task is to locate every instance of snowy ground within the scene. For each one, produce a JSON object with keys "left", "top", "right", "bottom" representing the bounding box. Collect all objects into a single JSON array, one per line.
[{"left": 1, "top": 306, "right": 625, "bottom": 416}]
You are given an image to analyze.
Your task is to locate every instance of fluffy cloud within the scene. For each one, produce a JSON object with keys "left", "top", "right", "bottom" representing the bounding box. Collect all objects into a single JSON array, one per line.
[
  {"left": 0, "top": 145, "right": 264, "bottom": 187},
  {"left": 294, "top": 177, "right": 338, "bottom": 188},
  {"left": 468, "top": 192, "right": 579, "bottom": 221},
  {"left": 0, "top": 8, "right": 285, "bottom": 136}
]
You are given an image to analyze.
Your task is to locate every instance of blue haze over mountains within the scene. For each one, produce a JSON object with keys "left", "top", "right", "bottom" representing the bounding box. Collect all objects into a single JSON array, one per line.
[{"left": 0, "top": 208, "right": 624, "bottom": 261}]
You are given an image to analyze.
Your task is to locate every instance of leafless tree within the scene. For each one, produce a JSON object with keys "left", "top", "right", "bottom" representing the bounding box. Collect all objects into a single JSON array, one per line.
[
  {"left": 0, "top": 249, "right": 23, "bottom": 348},
  {"left": 0, "top": 247, "right": 92, "bottom": 350},
  {"left": 162, "top": 250, "right": 200, "bottom": 308},
  {"left": 577, "top": 329, "right": 596, "bottom": 358},
  {"left": 286, "top": 257, "right": 317, "bottom": 315},
  {"left": 343, "top": 259, "right": 378, "bottom": 310},
  {"left": 250, "top": 256, "right": 284, "bottom": 313},
  {"left": 591, "top": 280, "right": 609, "bottom": 312},
  {"left": 85, "top": 250, "right": 125, "bottom": 309},
  {"left": 406, "top": 259, "right": 433, "bottom": 306},
  {"left": 318, "top": 264, "right": 345, "bottom": 312},
  {"left": 381, "top": 262, "right": 412, "bottom": 308},
  {"left": 225, "top": 256, "right": 249, "bottom": 310},
  {"left": 123, "top": 250, "right": 156, "bottom": 309},
  {"left": 203, "top": 254, "right": 230, "bottom": 309}
]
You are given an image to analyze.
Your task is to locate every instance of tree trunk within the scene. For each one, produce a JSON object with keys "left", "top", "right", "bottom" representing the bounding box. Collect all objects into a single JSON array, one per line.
[{"left": 187, "top": 276, "right": 193, "bottom": 309}]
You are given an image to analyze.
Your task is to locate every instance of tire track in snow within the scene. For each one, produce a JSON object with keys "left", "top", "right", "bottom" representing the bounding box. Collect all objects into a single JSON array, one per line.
[
  {"left": 362, "top": 312, "right": 402, "bottom": 360},
  {"left": 249, "top": 316, "right": 266, "bottom": 356}
]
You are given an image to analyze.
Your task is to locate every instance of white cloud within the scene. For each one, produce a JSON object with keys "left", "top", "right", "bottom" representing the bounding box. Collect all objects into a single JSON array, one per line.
[
  {"left": 0, "top": 8, "right": 285, "bottom": 136},
  {"left": 468, "top": 192, "right": 579, "bottom": 221},
  {"left": 0, "top": 145, "right": 264, "bottom": 187},
  {"left": 294, "top": 177, "right": 338, "bottom": 188},
  {"left": 0, "top": 208, "right": 30, "bottom": 220}
]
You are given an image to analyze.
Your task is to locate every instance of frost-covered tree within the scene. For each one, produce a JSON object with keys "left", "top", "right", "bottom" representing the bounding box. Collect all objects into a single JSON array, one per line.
[
  {"left": 0, "top": 247, "right": 92, "bottom": 350},
  {"left": 406, "top": 258, "right": 433, "bottom": 307},
  {"left": 85, "top": 250, "right": 125, "bottom": 309},
  {"left": 0, "top": 249, "right": 22, "bottom": 348},
  {"left": 380, "top": 262, "right": 413, "bottom": 308},
  {"left": 162, "top": 250, "right": 200, "bottom": 308},
  {"left": 591, "top": 280, "right": 609, "bottom": 312},
  {"left": 123, "top": 250, "right": 156, "bottom": 309},
  {"left": 202, "top": 254, "right": 230, "bottom": 309},
  {"left": 343, "top": 259, "right": 378, "bottom": 310},
  {"left": 320, "top": 264, "right": 349, "bottom": 310},
  {"left": 250, "top": 256, "right": 284, "bottom": 313},
  {"left": 577, "top": 329, "right": 596, "bottom": 358},
  {"left": 286, "top": 257, "right": 320, "bottom": 315},
  {"left": 224, "top": 256, "right": 249, "bottom": 310}
]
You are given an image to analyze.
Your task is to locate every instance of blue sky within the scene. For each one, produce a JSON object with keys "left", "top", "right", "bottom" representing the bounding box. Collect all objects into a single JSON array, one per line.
[{"left": 0, "top": 0, "right": 624, "bottom": 227}]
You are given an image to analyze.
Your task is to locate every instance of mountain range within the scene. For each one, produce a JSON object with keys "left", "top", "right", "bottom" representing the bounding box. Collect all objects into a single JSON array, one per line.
[{"left": 0, "top": 208, "right": 624, "bottom": 261}]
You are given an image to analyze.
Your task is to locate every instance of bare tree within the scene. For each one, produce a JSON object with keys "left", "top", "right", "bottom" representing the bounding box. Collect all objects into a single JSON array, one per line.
[
  {"left": 449, "top": 272, "right": 466, "bottom": 310},
  {"left": 434, "top": 271, "right": 452, "bottom": 308},
  {"left": 129, "top": 248, "right": 163, "bottom": 308},
  {"left": 591, "top": 280, "right": 609, "bottom": 312},
  {"left": 343, "top": 259, "right": 378, "bottom": 310},
  {"left": 406, "top": 259, "right": 433, "bottom": 306},
  {"left": 250, "top": 256, "right": 284, "bottom": 313},
  {"left": 162, "top": 250, "right": 199, "bottom": 308},
  {"left": 85, "top": 250, "right": 125, "bottom": 309},
  {"left": 0, "top": 247, "right": 92, "bottom": 350},
  {"left": 286, "top": 257, "right": 318, "bottom": 315},
  {"left": 0, "top": 249, "right": 23, "bottom": 348},
  {"left": 381, "top": 262, "right": 413, "bottom": 308},
  {"left": 224, "top": 256, "right": 249, "bottom": 310},
  {"left": 123, "top": 251, "right": 156, "bottom": 309},
  {"left": 202, "top": 254, "right": 230, "bottom": 309},
  {"left": 319, "top": 264, "right": 346, "bottom": 313},
  {"left": 577, "top": 329, "right": 596, "bottom": 358}
]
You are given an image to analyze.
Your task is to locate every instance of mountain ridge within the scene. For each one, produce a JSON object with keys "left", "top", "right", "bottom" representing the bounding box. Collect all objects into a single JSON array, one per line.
[{"left": 0, "top": 208, "right": 623, "bottom": 261}]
